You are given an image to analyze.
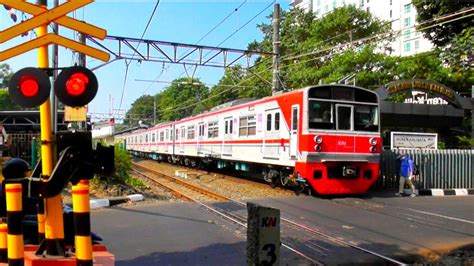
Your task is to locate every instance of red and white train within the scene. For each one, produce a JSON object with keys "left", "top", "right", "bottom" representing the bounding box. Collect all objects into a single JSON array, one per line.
[{"left": 119, "top": 85, "right": 382, "bottom": 195}]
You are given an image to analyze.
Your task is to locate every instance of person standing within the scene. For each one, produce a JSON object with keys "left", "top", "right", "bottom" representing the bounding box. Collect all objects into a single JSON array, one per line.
[{"left": 395, "top": 154, "right": 416, "bottom": 197}]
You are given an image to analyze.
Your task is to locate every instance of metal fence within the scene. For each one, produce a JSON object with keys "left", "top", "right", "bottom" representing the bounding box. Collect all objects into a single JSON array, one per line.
[
  {"left": 377, "top": 149, "right": 474, "bottom": 189},
  {"left": 6, "top": 133, "right": 39, "bottom": 166}
]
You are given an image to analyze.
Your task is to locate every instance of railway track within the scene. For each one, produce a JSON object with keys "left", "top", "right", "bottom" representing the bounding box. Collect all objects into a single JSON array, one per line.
[
  {"left": 132, "top": 162, "right": 229, "bottom": 202},
  {"left": 132, "top": 162, "right": 407, "bottom": 265}
]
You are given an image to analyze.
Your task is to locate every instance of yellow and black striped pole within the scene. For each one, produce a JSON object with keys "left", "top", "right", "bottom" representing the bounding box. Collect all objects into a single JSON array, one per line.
[
  {"left": 72, "top": 180, "right": 93, "bottom": 266},
  {"left": 36, "top": 0, "right": 65, "bottom": 255},
  {"left": 6, "top": 183, "right": 23, "bottom": 266},
  {"left": 37, "top": 200, "right": 45, "bottom": 243},
  {"left": 0, "top": 222, "right": 7, "bottom": 263}
]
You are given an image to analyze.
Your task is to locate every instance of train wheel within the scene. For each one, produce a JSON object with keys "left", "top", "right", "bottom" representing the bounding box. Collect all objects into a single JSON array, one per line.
[{"left": 279, "top": 175, "right": 289, "bottom": 187}]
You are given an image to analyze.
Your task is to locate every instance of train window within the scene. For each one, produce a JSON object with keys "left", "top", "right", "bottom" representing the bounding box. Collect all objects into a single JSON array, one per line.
[
  {"left": 354, "top": 105, "right": 378, "bottom": 132},
  {"left": 181, "top": 127, "right": 186, "bottom": 139},
  {"left": 355, "top": 90, "right": 377, "bottom": 103},
  {"left": 225, "top": 120, "right": 229, "bottom": 134},
  {"left": 292, "top": 107, "right": 298, "bottom": 131},
  {"left": 198, "top": 123, "right": 205, "bottom": 137},
  {"left": 145, "top": 134, "right": 148, "bottom": 143},
  {"left": 275, "top": 112, "right": 280, "bottom": 131},
  {"left": 336, "top": 105, "right": 352, "bottom": 130},
  {"left": 160, "top": 131, "right": 165, "bottom": 142},
  {"left": 175, "top": 129, "right": 179, "bottom": 141},
  {"left": 239, "top": 115, "right": 256, "bottom": 136},
  {"left": 229, "top": 119, "right": 233, "bottom": 134},
  {"left": 333, "top": 87, "right": 354, "bottom": 101},
  {"left": 187, "top": 126, "right": 195, "bottom": 140},
  {"left": 165, "top": 129, "right": 169, "bottom": 141},
  {"left": 152, "top": 133, "right": 155, "bottom": 143},
  {"left": 308, "top": 86, "right": 331, "bottom": 99},
  {"left": 266, "top": 114, "right": 272, "bottom": 131},
  {"left": 208, "top": 121, "right": 219, "bottom": 138},
  {"left": 309, "top": 101, "right": 334, "bottom": 129}
]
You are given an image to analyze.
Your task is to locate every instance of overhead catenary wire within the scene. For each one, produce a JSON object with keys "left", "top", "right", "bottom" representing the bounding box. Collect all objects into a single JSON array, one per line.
[
  {"left": 152, "top": 10, "right": 472, "bottom": 116},
  {"left": 118, "top": 0, "right": 161, "bottom": 113}
]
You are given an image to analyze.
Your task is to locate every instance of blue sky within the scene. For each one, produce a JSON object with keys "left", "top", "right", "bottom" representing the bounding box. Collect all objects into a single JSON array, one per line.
[{"left": 1, "top": 0, "right": 290, "bottom": 120}]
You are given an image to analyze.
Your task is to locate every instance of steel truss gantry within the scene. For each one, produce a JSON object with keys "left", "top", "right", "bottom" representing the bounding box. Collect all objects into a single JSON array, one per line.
[{"left": 87, "top": 35, "right": 273, "bottom": 70}]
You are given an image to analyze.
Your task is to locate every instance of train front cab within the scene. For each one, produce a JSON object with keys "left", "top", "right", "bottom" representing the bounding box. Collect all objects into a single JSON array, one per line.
[{"left": 296, "top": 85, "right": 381, "bottom": 195}]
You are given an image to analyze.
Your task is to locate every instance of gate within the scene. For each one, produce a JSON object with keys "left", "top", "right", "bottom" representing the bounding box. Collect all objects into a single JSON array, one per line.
[{"left": 377, "top": 149, "right": 474, "bottom": 189}]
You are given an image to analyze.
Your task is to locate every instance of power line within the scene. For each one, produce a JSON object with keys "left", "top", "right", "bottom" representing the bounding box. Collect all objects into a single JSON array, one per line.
[{"left": 118, "top": 0, "right": 161, "bottom": 113}]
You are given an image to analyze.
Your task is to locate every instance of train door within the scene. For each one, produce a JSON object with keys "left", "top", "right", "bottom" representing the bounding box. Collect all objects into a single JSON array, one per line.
[
  {"left": 164, "top": 129, "right": 169, "bottom": 153},
  {"left": 263, "top": 109, "right": 280, "bottom": 159},
  {"left": 197, "top": 123, "right": 205, "bottom": 154},
  {"left": 179, "top": 127, "right": 185, "bottom": 153},
  {"left": 222, "top": 117, "right": 233, "bottom": 155},
  {"left": 335, "top": 104, "right": 355, "bottom": 153},
  {"left": 289, "top": 105, "right": 299, "bottom": 159}
]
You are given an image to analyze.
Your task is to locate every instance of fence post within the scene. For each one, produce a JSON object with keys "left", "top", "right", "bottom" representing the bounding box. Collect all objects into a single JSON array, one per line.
[{"left": 31, "top": 137, "right": 38, "bottom": 168}]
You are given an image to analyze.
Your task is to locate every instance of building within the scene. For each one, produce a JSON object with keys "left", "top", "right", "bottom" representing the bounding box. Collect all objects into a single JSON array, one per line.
[{"left": 291, "top": 0, "right": 432, "bottom": 56}]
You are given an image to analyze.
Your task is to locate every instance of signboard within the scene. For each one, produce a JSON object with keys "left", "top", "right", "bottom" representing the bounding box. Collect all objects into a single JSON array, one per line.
[
  {"left": 65, "top": 106, "right": 87, "bottom": 122},
  {"left": 391, "top": 131, "right": 438, "bottom": 150}
]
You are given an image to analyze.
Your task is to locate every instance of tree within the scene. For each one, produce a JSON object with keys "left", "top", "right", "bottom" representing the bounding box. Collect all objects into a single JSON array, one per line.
[
  {"left": 207, "top": 65, "right": 246, "bottom": 108},
  {"left": 157, "top": 78, "right": 209, "bottom": 122},
  {"left": 412, "top": 0, "right": 473, "bottom": 47},
  {"left": 0, "top": 63, "right": 13, "bottom": 89},
  {"left": 413, "top": 1, "right": 473, "bottom": 73},
  {"left": 0, "top": 90, "right": 21, "bottom": 111},
  {"left": 124, "top": 95, "right": 155, "bottom": 126}
]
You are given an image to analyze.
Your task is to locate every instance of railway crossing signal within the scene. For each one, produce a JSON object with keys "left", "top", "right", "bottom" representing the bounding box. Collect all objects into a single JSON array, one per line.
[
  {"left": 8, "top": 67, "right": 51, "bottom": 108},
  {"left": 55, "top": 66, "right": 98, "bottom": 107},
  {"left": 8, "top": 67, "right": 99, "bottom": 108}
]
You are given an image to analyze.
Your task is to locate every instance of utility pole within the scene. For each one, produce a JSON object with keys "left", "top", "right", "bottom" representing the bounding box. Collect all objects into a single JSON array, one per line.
[
  {"left": 272, "top": 3, "right": 281, "bottom": 95},
  {"left": 79, "top": 33, "right": 86, "bottom": 67}
]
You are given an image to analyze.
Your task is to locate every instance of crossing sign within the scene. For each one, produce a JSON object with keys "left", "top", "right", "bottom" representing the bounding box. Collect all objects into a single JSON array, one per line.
[{"left": 0, "top": 0, "right": 109, "bottom": 62}]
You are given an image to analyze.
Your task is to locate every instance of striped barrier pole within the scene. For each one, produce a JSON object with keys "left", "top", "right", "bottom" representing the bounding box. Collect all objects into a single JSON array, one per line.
[
  {"left": 6, "top": 183, "right": 24, "bottom": 266},
  {"left": 37, "top": 200, "right": 45, "bottom": 243},
  {"left": 0, "top": 222, "right": 7, "bottom": 263},
  {"left": 72, "top": 180, "right": 93, "bottom": 266}
]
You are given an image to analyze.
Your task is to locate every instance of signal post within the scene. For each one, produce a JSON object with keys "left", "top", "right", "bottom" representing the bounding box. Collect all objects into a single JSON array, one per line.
[{"left": 0, "top": 0, "right": 112, "bottom": 265}]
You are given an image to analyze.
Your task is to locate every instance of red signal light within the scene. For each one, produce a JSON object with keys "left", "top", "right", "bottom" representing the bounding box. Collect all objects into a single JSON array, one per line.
[
  {"left": 19, "top": 75, "right": 39, "bottom": 97},
  {"left": 9, "top": 67, "right": 51, "bottom": 108},
  {"left": 66, "top": 73, "right": 89, "bottom": 96},
  {"left": 55, "top": 66, "right": 98, "bottom": 107}
]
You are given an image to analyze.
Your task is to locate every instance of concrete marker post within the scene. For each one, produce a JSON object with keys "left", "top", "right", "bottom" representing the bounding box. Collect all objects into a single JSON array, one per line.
[{"left": 247, "top": 202, "right": 280, "bottom": 266}]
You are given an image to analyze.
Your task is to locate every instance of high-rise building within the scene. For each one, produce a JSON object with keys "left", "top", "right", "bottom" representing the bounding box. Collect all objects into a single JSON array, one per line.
[{"left": 291, "top": 0, "right": 432, "bottom": 56}]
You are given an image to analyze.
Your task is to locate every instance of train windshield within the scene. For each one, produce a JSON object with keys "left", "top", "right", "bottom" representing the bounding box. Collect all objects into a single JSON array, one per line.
[
  {"left": 308, "top": 86, "right": 379, "bottom": 132},
  {"left": 309, "top": 101, "right": 378, "bottom": 132}
]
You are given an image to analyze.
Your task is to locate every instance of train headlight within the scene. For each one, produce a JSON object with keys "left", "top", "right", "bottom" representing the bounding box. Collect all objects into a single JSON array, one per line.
[
  {"left": 369, "top": 138, "right": 377, "bottom": 146},
  {"left": 315, "top": 144, "right": 322, "bottom": 152},
  {"left": 314, "top": 135, "right": 323, "bottom": 144},
  {"left": 370, "top": 146, "right": 376, "bottom": 153}
]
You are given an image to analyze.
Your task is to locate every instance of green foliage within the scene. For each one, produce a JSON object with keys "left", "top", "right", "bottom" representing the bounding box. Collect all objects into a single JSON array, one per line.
[
  {"left": 124, "top": 95, "right": 155, "bottom": 126},
  {"left": 412, "top": 0, "right": 473, "bottom": 47},
  {"left": 456, "top": 136, "right": 474, "bottom": 148},
  {"left": 124, "top": 175, "right": 147, "bottom": 190},
  {"left": 158, "top": 78, "right": 209, "bottom": 121},
  {"left": 0, "top": 63, "right": 13, "bottom": 89},
  {"left": 0, "top": 90, "right": 21, "bottom": 111}
]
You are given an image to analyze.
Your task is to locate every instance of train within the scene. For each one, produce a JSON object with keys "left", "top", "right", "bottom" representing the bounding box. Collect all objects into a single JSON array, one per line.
[{"left": 118, "top": 84, "right": 382, "bottom": 195}]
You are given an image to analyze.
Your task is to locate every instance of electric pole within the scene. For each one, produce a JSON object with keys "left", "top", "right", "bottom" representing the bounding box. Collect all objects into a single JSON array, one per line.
[{"left": 272, "top": 3, "right": 281, "bottom": 95}]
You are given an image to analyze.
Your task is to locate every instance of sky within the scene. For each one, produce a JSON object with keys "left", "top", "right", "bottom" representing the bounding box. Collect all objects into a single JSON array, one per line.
[{"left": 1, "top": 0, "right": 291, "bottom": 121}]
